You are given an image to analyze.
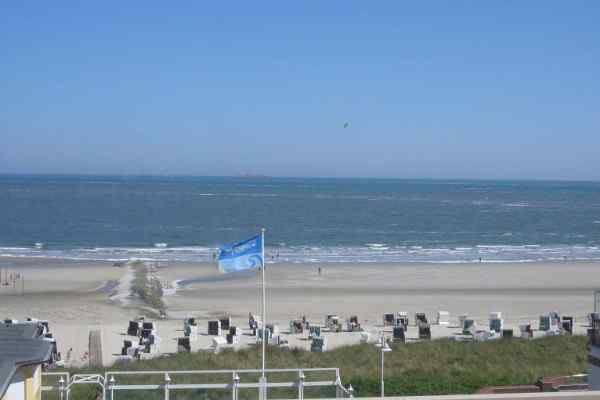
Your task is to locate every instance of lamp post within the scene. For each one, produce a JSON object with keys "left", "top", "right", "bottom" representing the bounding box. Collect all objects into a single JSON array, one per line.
[{"left": 379, "top": 333, "right": 392, "bottom": 398}]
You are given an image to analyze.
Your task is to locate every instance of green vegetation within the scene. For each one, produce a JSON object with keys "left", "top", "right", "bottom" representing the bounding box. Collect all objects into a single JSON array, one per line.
[
  {"left": 130, "top": 263, "right": 165, "bottom": 314},
  {"left": 59, "top": 335, "right": 587, "bottom": 399}
]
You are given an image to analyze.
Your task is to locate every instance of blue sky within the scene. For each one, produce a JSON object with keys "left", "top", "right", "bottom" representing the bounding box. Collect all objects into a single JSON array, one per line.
[{"left": 1, "top": 2, "right": 599, "bottom": 180}]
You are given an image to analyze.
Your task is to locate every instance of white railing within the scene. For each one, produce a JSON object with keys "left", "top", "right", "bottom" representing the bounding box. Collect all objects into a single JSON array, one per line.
[
  {"left": 43, "top": 367, "right": 353, "bottom": 400},
  {"left": 323, "top": 392, "right": 600, "bottom": 400},
  {"left": 41, "top": 372, "right": 70, "bottom": 400}
]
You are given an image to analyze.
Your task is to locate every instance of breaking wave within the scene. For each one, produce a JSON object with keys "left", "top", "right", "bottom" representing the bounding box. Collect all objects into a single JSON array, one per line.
[{"left": 2, "top": 243, "right": 600, "bottom": 264}]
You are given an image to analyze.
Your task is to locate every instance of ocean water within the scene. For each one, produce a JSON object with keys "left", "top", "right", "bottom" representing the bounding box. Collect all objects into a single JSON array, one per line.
[{"left": 1, "top": 175, "right": 600, "bottom": 264}]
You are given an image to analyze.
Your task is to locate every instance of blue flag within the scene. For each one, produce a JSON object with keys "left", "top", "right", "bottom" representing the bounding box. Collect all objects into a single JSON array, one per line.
[{"left": 218, "top": 234, "right": 263, "bottom": 273}]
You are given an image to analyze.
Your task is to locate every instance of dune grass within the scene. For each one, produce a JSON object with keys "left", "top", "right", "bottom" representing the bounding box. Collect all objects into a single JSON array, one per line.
[{"left": 58, "top": 335, "right": 587, "bottom": 399}]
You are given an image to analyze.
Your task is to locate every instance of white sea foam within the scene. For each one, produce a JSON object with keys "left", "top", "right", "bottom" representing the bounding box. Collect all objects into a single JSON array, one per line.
[
  {"left": 2, "top": 243, "right": 600, "bottom": 264},
  {"left": 504, "top": 202, "right": 530, "bottom": 207}
]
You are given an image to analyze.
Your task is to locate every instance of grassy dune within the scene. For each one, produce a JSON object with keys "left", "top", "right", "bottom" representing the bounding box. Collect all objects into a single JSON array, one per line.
[
  {"left": 58, "top": 335, "right": 587, "bottom": 399},
  {"left": 130, "top": 262, "right": 166, "bottom": 314}
]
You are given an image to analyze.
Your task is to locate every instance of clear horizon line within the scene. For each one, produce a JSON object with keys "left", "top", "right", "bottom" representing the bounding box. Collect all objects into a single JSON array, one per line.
[{"left": 0, "top": 172, "right": 599, "bottom": 184}]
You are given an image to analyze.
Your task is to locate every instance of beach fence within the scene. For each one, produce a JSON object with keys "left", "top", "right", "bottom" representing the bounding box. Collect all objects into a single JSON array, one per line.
[
  {"left": 42, "top": 368, "right": 354, "bottom": 400},
  {"left": 0, "top": 269, "right": 25, "bottom": 295}
]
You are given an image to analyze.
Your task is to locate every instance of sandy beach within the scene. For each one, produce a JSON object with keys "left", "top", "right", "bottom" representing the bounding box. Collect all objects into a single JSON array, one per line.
[{"left": 1, "top": 257, "right": 599, "bottom": 368}]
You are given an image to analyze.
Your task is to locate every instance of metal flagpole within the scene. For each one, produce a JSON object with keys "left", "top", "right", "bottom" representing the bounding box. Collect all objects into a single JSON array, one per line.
[{"left": 260, "top": 228, "right": 267, "bottom": 399}]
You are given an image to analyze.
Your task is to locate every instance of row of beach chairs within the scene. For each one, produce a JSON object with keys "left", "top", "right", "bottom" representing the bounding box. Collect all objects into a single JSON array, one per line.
[
  {"left": 324, "top": 314, "right": 363, "bottom": 332},
  {"left": 125, "top": 309, "right": 582, "bottom": 359},
  {"left": 383, "top": 311, "right": 449, "bottom": 327}
]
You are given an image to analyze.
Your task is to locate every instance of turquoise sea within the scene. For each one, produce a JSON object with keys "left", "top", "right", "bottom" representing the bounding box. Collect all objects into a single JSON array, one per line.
[{"left": 1, "top": 175, "right": 600, "bottom": 263}]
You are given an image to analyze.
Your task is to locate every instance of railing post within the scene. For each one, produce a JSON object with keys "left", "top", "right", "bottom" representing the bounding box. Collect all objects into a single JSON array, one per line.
[
  {"left": 58, "top": 376, "right": 65, "bottom": 400},
  {"left": 164, "top": 373, "right": 171, "bottom": 400},
  {"left": 108, "top": 375, "right": 115, "bottom": 400},
  {"left": 102, "top": 373, "right": 106, "bottom": 400},
  {"left": 259, "top": 375, "right": 267, "bottom": 400},
  {"left": 232, "top": 373, "right": 240, "bottom": 400},
  {"left": 66, "top": 373, "right": 71, "bottom": 400},
  {"left": 298, "top": 371, "right": 305, "bottom": 400},
  {"left": 335, "top": 373, "right": 342, "bottom": 399}
]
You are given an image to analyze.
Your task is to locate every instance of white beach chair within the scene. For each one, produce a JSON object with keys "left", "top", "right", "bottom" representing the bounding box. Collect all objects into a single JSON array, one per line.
[
  {"left": 212, "top": 336, "right": 227, "bottom": 346},
  {"left": 360, "top": 331, "right": 371, "bottom": 344},
  {"left": 489, "top": 312, "right": 502, "bottom": 320},
  {"left": 519, "top": 324, "right": 533, "bottom": 339},
  {"left": 437, "top": 311, "right": 450, "bottom": 325},
  {"left": 266, "top": 324, "right": 280, "bottom": 337},
  {"left": 393, "top": 312, "right": 408, "bottom": 330},
  {"left": 383, "top": 313, "right": 395, "bottom": 326},
  {"left": 462, "top": 319, "right": 476, "bottom": 335},
  {"left": 458, "top": 314, "right": 468, "bottom": 329},
  {"left": 208, "top": 320, "right": 222, "bottom": 336},
  {"left": 489, "top": 312, "right": 504, "bottom": 333}
]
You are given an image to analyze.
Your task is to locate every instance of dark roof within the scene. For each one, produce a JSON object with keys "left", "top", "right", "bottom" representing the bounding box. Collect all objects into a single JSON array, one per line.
[{"left": 0, "top": 322, "right": 54, "bottom": 399}]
